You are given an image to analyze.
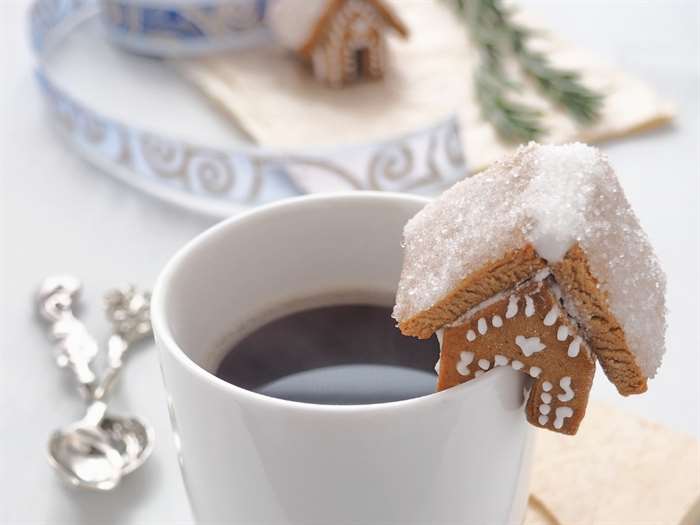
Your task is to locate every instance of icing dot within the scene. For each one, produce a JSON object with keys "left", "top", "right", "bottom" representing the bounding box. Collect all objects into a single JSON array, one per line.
[
  {"left": 534, "top": 268, "right": 551, "bottom": 282},
  {"left": 506, "top": 296, "right": 519, "bottom": 319},
  {"left": 557, "top": 376, "right": 575, "bottom": 402},
  {"left": 477, "top": 318, "right": 488, "bottom": 335},
  {"left": 460, "top": 351, "right": 474, "bottom": 364},
  {"left": 492, "top": 315, "right": 503, "bottom": 328},
  {"left": 478, "top": 359, "right": 490, "bottom": 370},
  {"left": 542, "top": 381, "right": 553, "bottom": 392},
  {"left": 554, "top": 407, "right": 574, "bottom": 430},
  {"left": 543, "top": 304, "right": 559, "bottom": 326},
  {"left": 557, "top": 325, "right": 569, "bottom": 341},
  {"left": 568, "top": 336, "right": 582, "bottom": 357},
  {"left": 524, "top": 296, "right": 535, "bottom": 317},
  {"left": 539, "top": 404, "right": 551, "bottom": 415},
  {"left": 541, "top": 392, "right": 552, "bottom": 404},
  {"left": 511, "top": 360, "right": 524, "bottom": 370},
  {"left": 538, "top": 415, "right": 549, "bottom": 426},
  {"left": 474, "top": 370, "right": 484, "bottom": 378},
  {"left": 515, "top": 335, "right": 546, "bottom": 357},
  {"left": 494, "top": 354, "right": 509, "bottom": 366},
  {"left": 456, "top": 351, "right": 474, "bottom": 376},
  {"left": 529, "top": 367, "right": 542, "bottom": 378},
  {"left": 466, "top": 330, "right": 476, "bottom": 342}
]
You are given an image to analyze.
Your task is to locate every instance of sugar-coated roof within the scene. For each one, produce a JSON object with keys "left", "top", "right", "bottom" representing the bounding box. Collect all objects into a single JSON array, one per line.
[
  {"left": 267, "top": 0, "right": 408, "bottom": 52},
  {"left": 267, "top": 0, "right": 331, "bottom": 50},
  {"left": 393, "top": 143, "right": 666, "bottom": 378}
]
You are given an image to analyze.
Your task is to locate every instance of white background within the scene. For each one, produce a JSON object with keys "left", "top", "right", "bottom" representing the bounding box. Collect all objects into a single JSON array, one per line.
[{"left": 1, "top": 0, "right": 699, "bottom": 523}]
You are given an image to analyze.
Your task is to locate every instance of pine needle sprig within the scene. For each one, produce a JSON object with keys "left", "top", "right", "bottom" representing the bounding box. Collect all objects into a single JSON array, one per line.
[
  {"left": 474, "top": 63, "right": 544, "bottom": 143},
  {"left": 464, "top": 0, "right": 545, "bottom": 142},
  {"left": 504, "top": 21, "right": 604, "bottom": 124},
  {"left": 451, "top": 0, "right": 604, "bottom": 142}
]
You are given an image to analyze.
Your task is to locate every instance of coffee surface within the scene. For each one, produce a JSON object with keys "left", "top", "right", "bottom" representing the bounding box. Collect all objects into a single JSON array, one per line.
[{"left": 215, "top": 304, "right": 439, "bottom": 404}]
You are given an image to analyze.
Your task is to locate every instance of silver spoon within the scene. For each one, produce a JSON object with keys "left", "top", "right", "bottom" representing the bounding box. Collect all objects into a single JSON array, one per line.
[
  {"left": 47, "top": 400, "right": 126, "bottom": 491},
  {"left": 47, "top": 398, "right": 154, "bottom": 490},
  {"left": 38, "top": 277, "right": 155, "bottom": 491}
]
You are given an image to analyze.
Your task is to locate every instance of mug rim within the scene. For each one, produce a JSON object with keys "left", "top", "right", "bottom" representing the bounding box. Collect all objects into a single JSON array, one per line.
[{"left": 151, "top": 191, "right": 515, "bottom": 414}]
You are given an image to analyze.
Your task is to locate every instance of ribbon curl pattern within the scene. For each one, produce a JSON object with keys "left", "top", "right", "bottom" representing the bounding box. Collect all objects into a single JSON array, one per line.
[{"left": 30, "top": 0, "right": 468, "bottom": 216}]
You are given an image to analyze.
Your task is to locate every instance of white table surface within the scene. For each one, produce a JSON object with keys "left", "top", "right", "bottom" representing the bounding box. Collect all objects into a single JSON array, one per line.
[{"left": 1, "top": 0, "right": 699, "bottom": 523}]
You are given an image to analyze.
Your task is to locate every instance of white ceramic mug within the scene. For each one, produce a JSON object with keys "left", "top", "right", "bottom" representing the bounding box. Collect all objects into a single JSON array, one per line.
[{"left": 152, "top": 193, "right": 534, "bottom": 524}]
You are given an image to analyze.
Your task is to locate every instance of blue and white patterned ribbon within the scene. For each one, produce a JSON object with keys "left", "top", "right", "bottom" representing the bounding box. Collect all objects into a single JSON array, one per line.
[{"left": 29, "top": 0, "right": 468, "bottom": 216}]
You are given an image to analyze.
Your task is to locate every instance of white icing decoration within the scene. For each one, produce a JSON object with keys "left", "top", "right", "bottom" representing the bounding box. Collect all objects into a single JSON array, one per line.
[
  {"left": 542, "top": 381, "right": 553, "bottom": 392},
  {"left": 524, "top": 296, "right": 535, "bottom": 317},
  {"left": 554, "top": 407, "right": 574, "bottom": 430},
  {"left": 434, "top": 358, "right": 440, "bottom": 374},
  {"left": 529, "top": 367, "right": 542, "bottom": 378},
  {"left": 477, "top": 318, "right": 488, "bottom": 335},
  {"left": 541, "top": 392, "right": 552, "bottom": 404},
  {"left": 538, "top": 415, "right": 549, "bottom": 425},
  {"left": 466, "top": 330, "right": 476, "bottom": 342},
  {"left": 557, "top": 376, "right": 575, "bottom": 402},
  {"left": 568, "top": 336, "right": 582, "bottom": 357},
  {"left": 515, "top": 335, "right": 546, "bottom": 357},
  {"left": 539, "top": 404, "right": 551, "bottom": 415},
  {"left": 534, "top": 268, "right": 551, "bottom": 282},
  {"left": 456, "top": 351, "right": 474, "bottom": 376},
  {"left": 435, "top": 328, "right": 444, "bottom": 346},
  {"left": 474, "top": 370, "right": 484, "bottom": 378},
  {"left": 550, "top": 282, "right": 562, "bottom": 302},
  {"left": 492, "top": 315, "right": 503, "bottom": 328},
  {"left": 506, "top": 296, "right": 519, "bottom": 319},
  {"left": 531, "top": 235, "right": 572, "bottom": 263},
  {"left": 448, "top": 289, "right": 511, "bottom": 327},
  {"left": 494, "top": 354, "right": 509, "bottom": 366},
  {"left": 478, "top": 359, "right": 490, "bottom": 370},
  {"left": 557, "top": 325, "right": 569, "bottom": 341},
  {"left": 543, "top": 304, "right": 559, "bottom": 326},
  {"left": 511, "top": 360, "right": 524, "bottom": 370}
]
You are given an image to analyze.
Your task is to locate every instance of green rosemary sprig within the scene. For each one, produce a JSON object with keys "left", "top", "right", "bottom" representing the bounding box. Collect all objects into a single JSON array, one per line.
[
  {"left": 464, "top": 0, "right": 544, "bottom": 142},
  {"left": 474, "top": 61, "right": 545, "bottom": 143},
  {"left": 452, "top": 0, "right": 604, "bottom": 142},
  {"left": 510, "top": 28, "right": 604, "bottom": 124}
]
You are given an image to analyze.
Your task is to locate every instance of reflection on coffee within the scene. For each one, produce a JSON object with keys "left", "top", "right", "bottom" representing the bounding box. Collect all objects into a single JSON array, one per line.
[{"left": 215, "top": 304, "right": 439, "bottom": 405}]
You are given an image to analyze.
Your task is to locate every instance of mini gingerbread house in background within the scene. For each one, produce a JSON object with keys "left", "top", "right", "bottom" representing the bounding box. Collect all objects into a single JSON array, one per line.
[
  {"left": 393, "top": 143, "right": 667, "bottom": 435},
  {"left": 267, "top": 0, "right": 408, "bottom": 87}
]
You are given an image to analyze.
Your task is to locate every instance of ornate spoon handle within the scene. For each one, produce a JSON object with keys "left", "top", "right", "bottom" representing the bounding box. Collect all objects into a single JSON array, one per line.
[
  {"left": 92, "top": 334, "right": 129, "bottom": 401},
  {"left": 93, "top": 286, "right": 152, "bottom": 401},
  {"left": 38, "top": 276, "right": 99, "bottom": 399},
  {"left": 37, "top": 278, "right": 152, "bottom": 402}
]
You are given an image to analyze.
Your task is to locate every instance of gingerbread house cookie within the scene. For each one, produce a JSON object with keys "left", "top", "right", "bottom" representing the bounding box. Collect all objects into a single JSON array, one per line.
[
  {"left": 393, "top": 143, "right": 667, "bottom": 434},
  {"left": 267, "top": 0, "right": 408, "bottom": 87}
]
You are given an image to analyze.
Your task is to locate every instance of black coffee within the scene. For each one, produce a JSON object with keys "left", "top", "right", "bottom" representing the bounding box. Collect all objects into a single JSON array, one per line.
[{"left": 215, "top": 304, "right": 439, "bottom": 405}]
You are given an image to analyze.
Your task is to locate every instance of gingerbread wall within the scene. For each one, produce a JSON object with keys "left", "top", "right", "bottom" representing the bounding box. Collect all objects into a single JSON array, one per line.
[{"left": 437, "top": 277, "right": 596, "bottom": 435}]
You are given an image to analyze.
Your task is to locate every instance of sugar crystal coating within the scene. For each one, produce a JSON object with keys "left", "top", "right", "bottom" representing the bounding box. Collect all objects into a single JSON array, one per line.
[
  {"left": 267, "top": 0, "right": 330, "bottom": 50},
  {"left": 393, "top": 143, "right": 667, "bottom": 378}
]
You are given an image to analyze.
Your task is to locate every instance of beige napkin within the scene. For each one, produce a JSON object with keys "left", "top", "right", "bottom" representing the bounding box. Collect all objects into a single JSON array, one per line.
[
  {"left": 526, "top": 401, "right": 700, "bottom": 525},
  {"left": 174, "top": 0, "right": 674, "bottom": 177}
]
